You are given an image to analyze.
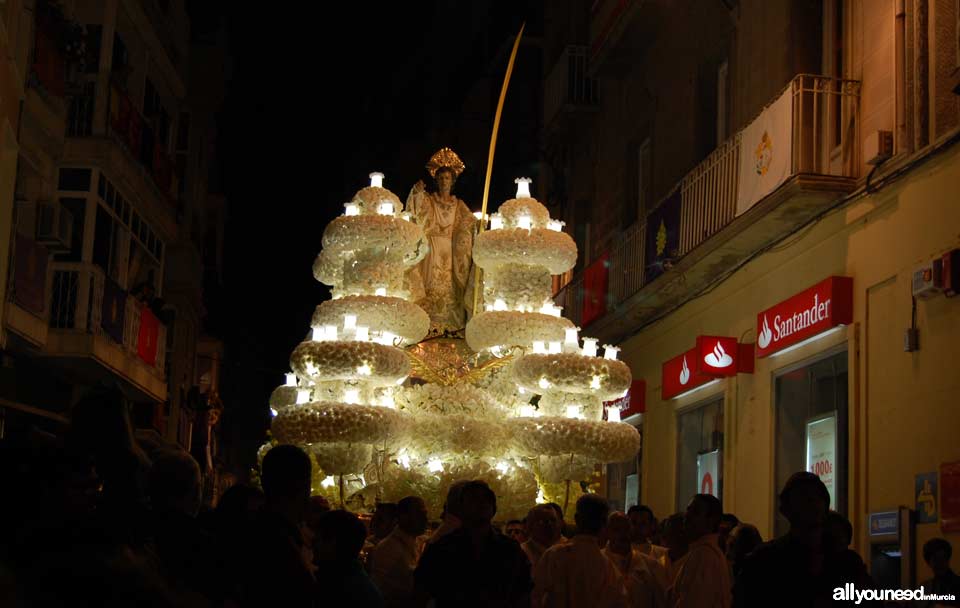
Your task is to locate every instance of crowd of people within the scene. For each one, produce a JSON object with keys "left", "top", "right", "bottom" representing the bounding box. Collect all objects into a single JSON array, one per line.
[{"left": 1, "top": 388, "right": 959, "bottom": 607}]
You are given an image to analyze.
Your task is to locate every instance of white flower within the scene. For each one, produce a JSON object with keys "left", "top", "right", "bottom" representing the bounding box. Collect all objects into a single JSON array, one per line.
[
  {"left": 312, "top": 296, "right": 429, "bottom": 346},
  {"left": 497, "top": 197, "right": 552, "bottom": 229},
  {"left": 271, "top": 401, "right": 408, "bottom": 445},
  {"left": 465, "top": 311, "right": 574, "bottom": 353},
  {"left": 508, "top": 418, "right": 641, "bottom": 462},
  {"left": 473, "top": 228, "right": 577, "bottom": 274},
  {"left": 482, "top": 263, "right": 553, "bottom": 311},
  {"left": 308, "top": 443, "right": 373, "bottom": 476},
  {"left": 290, "top": 340, "right": 410, "bottom": 386},
  {"left": 512, "top": 353, "right": 631, "bottom": 401},
  {"left": 322, "top": 214, "right": 423, "bottom": 256}
]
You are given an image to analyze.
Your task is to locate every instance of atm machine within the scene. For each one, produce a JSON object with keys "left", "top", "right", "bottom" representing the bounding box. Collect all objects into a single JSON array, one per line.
[{"left": 868, "top": 506, "right": 916, "bottom": 590}]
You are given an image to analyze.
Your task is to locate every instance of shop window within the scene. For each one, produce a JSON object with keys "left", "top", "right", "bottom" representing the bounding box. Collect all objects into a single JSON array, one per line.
[
  {"left": 607, "top": 436, "right": 643, "bottom": 512},
  {"left": 676, "top": 398, "right": 724, "bottom": 510},
  {"left": 774, "top": 350, "right": 848, "bottom": 536}
]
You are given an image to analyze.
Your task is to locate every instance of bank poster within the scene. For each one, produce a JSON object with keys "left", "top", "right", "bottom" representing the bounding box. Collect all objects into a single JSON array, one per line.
[
  {"left": 806, "top": 413, "right": 837, "bottom": 509},
  {"left": 697, "top": 449, "right": 720, "bottom": 498}
]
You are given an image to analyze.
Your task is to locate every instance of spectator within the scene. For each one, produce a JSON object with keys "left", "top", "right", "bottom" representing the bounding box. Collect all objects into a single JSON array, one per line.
[
  {"left": 533, "top": 493, "right": 626, "bottom": 608},
  {"left": 718, "top": 513, "right": 740, "bottom": 553},
  {"left": 669, "top": 494, "right": 731, "bottom": 608},
  {"left": 658, "top": 513, "right": 688, "bottom": 589},
  {"left": 426, "top": 481, "right": 468, "bottom": 546},
  {"left": 363, "top": 502, "right": 399, "bottom": 568},
  {"left": 415, "top": 480, "right": 532, "bottom": 607},
  {"left": 522, "top": 504, "right": 563, "bottom": 570},
  {"left": 371, "top": 495, "right": 428, "bottom": 607},
  {"left": 506, "top": 519, "right": 528, "bottom": 544},
  {"left": 725, "top": 524, "right": 762, "bottom": 582},
  {"left": 921, "top": 538, "right": 960, "bottom": 606},
  {"left": 604, "top": 511, "right": 666, "bottom": 608},
  {"left": 238, "top": 444, "right": 315, "bottom": 607},
  {"left": 314, "top": 510, "right": 383, "bottom": 607},
  {"left": 629, "top": 505, "right": 667, "bottom": 561}
]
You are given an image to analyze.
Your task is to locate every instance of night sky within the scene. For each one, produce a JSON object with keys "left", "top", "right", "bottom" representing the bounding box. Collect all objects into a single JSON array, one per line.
[{"left": 204, "top": 1, "right": 542, "bottom": 473}]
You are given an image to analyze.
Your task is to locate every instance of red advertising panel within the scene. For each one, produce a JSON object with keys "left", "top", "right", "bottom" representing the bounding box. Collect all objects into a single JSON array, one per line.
[
  {"left": 756, "top": 276, "right": 853, "bottom": 358},
  {"left": 662, "top": 347, "right": 717, "bottom": 400},
  {"left": 696, "top": 336, "right": 740, "bottom": 376},
  {"left": 942, "top": 461, "right": 960, "bottom": 532},
  {"left": 605, "top": 379, "right": 646, "bottom": 418}
]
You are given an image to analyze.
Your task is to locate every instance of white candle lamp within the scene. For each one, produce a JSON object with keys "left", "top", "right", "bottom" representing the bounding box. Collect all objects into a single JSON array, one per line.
[
  {"left": 538, "top": 377, "right": 552, "bottom": 390},
  {"left": 324, "top": 325, "right": 338, "bottom": 341},
  {"left": 532, "top": 340, "right": 547, "bottom": 354},
  {"left": 378, "top": 331, "right": 396, "bottom": 346},
  {"left": 519, "top": 405, "right": 536, "bottom": 418},
  {"left": 547, "top": 219, "right": 564, "bottom": 232},
  {"left": 356, "top": 363, "right": 372, "bottom": 376},
  {"left": 428, "top": 459, "right": 444, "bottom": 473},
  {"left": 375, "top": 287, "right": 387, "bottom": 296},
  {"left": 582, "top": 337, "right": 598, "bottom": 358},
  {"left": 490, "top": 214, "right": 504, "bottom": 230},
  {"left": 321, "top": 475, "right": 336, "bottom": 488},
  {"left": 493, "top": 298, "right": 507, "bottom": 311},
  {"left": 311, "top": 327, "right": 324, "bottom": 342},
  {"left": 566, "top": 405, "right": 582, "bottom": 419},
  {"left": 344, "top": 203, "right": 359, "bottom": 216},
  {"left": 343, "top": 314, "right": 357, "bottom": 331},
  {"left": 296, "top": 389, "right": 311, "bottom": 405},
  {"left": 401, "top": 212, "right": 412, "bottom": 222},
  {"left": 590, "top": 375, "right": 601, "bottom": 390},
  {"left": 517, "top": 215, "right": 532, "bottom": 230},
  {"left": 514, "top": 177, "right": 532, "bottom": 199},
  {"left": 344, "top": 389, "right": 360, "bottom": 404},
  {"left": 607, "top": 406, "right": 622, "bottom": 422},
  {"left": 369, "top": 172, "right": 384, "bottom": 188},
  {"left": 548, "top": 341, "right": 562, "bottom": 354},
  {"left": 284, "top": 373, "right": 297, "bottom": 387},
  {"left": 564, "top": 327, "right": 579, "bottom": 351},
  {"left": 270, "top": 407, "right": 278, "bottom": 417},
  {"left": 379, "top": 392, "right": 396, "bottom": 409},
  {"left": 354, "top": 326, "right": 369, "bottom": 342},
  {"left": 603, "top": 345, "right": 620, "bottom": 361},
  {"left": 377, "top": 202, "right": 394, "bottom": 215}
]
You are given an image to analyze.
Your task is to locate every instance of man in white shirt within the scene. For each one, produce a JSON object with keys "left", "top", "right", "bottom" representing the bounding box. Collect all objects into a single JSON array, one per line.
[
  {"left": 629, "top": 504, "right": 669, "bottom": 561},
  {"left": 669, "top": 494, "right": 731, "bottom": 608},
  {"left": 371, "top": 495, "right": 428, "bottom": 607},
  {"left": 533, "top": 494, "right": 626, "bottom": 608},
  {"left": 521, "top": 504, "right": 562, "bottom": 570},
  {"left": 603, "top": 511, "right": 666, "bottom": 608}
]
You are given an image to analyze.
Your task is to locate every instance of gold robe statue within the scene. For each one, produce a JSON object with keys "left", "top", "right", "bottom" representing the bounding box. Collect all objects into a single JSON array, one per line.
[{"left": 405, "top": 148, "right": 474, "bottom": 334}]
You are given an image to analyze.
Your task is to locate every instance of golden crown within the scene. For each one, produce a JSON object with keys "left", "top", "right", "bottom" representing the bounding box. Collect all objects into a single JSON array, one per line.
[{"left": 426, "top": 147, "right": 465, "bottom": 179}]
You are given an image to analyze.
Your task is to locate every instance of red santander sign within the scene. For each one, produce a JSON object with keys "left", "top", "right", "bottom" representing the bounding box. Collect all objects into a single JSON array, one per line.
[{"left": 756, "top": 276, "right": 853, "bottom": 358}]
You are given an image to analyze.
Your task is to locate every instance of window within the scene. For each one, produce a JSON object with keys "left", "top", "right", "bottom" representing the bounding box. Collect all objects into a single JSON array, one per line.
[
  {"left": 607, "top": 433, "right": 643, "bottom": 512},
  {"left": 774, "top": 350, "right": 848, "bottom": 536},
  {"left": 676, "top": 398, "right": 724, "bottom": 509},
  {"left": 58, "top": 168, "right": 92, "bottom": 192},
  {"left": 54, "top": 198, "right": 87, "bottom": 262}
]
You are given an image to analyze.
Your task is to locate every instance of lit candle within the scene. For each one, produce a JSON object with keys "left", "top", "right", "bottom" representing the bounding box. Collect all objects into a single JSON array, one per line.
[
  {"left": 473, "top": 211, "right": 488, "bottom": 222},
  {"left": 311, "top": 327, "right": 324, "bottom": 342},
  {"left": 490, "top": 214, "right": 504, "bottom": 230},
  {"left": 493, "top": 298, "right": 507, "bottom": 311},
  {"left": 375, "top": 287, "right": 387, "bottom": 296},
  {"left": 398, "top": 450, "right": 411, "bottom": 468},
  {"left": 514, "top": 177, "right": 532, "bottom": 198},
  {"left": 603, "top": 345, "right": 620, "bottom": 361},
  {"left": 296, "top": 389, "right": 311, "bottom": 404},
  {"left": 428, "top": 459, "right": 444, "bottom": 473},
  {"left": 582, "top": 338, "right": 598, "bottom": 357},
  {"left": 356, "top": 363, "right": 372, "bottom": 376},
  {"left": 344, "top": 314, "right": 357, "bottom": 331},
  {"left": 538, "top": 377, "right": 551, "bottom": 390},
  {"left": 401, "top": 212, "right": 412, "bottom": 222},
  {"left": 270, "top": 407, "right": 278, "bottom": 417},
  {"left": 548, "top": 341, "right": 562, "bottom": 354},
  {"left": 369, "top": 172, "right": 384, "bottom": 188},
  {"left": 590, "top": 375, "right": 601, "bottom": 389},
  {"left": 519, "top": 405, "right": 535, "bottom": 417},
  {"left": 607, "top": 406, "right": 621, "bottom": 422},
  {"left": 324, "top": 325, "right": 338, "bottom": 341},
  {"left": 518, "top": 215, "right": 532, "bottom": 230},
  {"left": 532, "top": 341, "right": 547, "bottom": 354},
  {"left": 377, "top": 202, "right": 394, "bottom": 215},
  {"left": 496, "top": 461, "right": 510, "bottom": 474},
  {"left": 344, "top": 203, "right": 359, "bottom": 216},
  {"left": 566, "top": 405, "right": 581, "bottom": 419},
  {"left": 354, "top": 326, "right": 369, "bottom": 342},
  {"left": 547, "top": 219, "right": 563, "bottom": 232},
  {"left": 379, "top": 331, "right": 396, "bottom": 346},
  {"left": 285, "top": 373, "right": 297, "bottom": 387},
  {"left": 485, "top": 304, "right": 494, "bottom": 312},
  {"left": 564, "top": 327, "right": 579, "bottom": 350},
  {"left": 321, "top": 475, "right": 336, "bottom": 488},
  {"left": 379, "top": 392, "right": 396, "bottom": 408},
  {"left": 344, "top": 389, "right": 360, "bottom": 404}
]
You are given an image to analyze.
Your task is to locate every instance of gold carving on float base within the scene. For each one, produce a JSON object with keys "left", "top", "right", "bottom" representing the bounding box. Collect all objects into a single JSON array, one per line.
[{"left": 406, "top": 336, "right": 513, "bottom": 386}]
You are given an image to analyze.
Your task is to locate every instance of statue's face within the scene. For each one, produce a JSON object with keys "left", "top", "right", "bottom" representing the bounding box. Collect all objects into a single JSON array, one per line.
[{"left": 436, "top": 170, "right": 454, "bottom": 194}]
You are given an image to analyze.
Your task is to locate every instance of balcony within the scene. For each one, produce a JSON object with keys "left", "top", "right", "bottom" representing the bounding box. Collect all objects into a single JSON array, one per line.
[
  {"left": 556, "top": 74, "right": 861, "bottom": 343},
  {"left": 544, "top": 46, "right": 599, "bottom": 133},
  {"left": 44, "top": 262, "right": 167, "bottom": 401}
]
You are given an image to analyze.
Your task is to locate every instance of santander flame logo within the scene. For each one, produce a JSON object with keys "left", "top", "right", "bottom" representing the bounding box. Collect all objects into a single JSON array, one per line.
[
  {"left": 758, "top": 315, "right": 773, "bottom": 349},
  {"left": 703, "top": 341, "right": 734, "bottom": 369},
  {"left": 679, "top": 356, "right": 691, "bottom": 385}
]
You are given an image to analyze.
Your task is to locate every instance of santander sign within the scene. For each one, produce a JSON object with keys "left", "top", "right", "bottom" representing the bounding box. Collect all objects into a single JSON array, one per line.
[{"left": 755, "top": 276, "right": 853, "bottom": 357}]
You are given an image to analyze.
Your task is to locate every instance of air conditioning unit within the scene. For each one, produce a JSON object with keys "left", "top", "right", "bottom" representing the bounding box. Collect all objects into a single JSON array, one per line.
[{"left": 35, "top": 200, "right": 73, "bottom": 252}]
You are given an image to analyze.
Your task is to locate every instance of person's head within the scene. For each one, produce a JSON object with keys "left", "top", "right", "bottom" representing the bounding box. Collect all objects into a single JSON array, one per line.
[
  {"left": 460, "top": 480, "right": 497, "bottom": 530},
  {"left": 260, "top": 444, "right": 312, "bottom": 522},
  {"left": 525, "top": 504, "right": 561, "bottom": 547},
  {"left": 67, "top": 387, "right": 145, "bottom": 471},
  {"left": 923, "top": 538, "right": 953, "bottom": 577},
  {"left": 215, "top": 483, "right": 264, "bottom": 522},
  {"left": 605, "top": 511, "right": 633, "bottom": 553},
  {"left": 148, "top": 449, "right": 202, "bottom": 516},
  {"left": 627, "top": 505, "right": 656, "bottom": 542},
  {"left": 443, "top": 480, "right": 469, "bottom": 520},
  {"left": 370, "top": 502, "right": 399, "bottom": 539},
  {"left": 778, "top": 472, "right": 830, "bottom": 531},
  {"left": 435, "top": 167, "right": 456, "bottom": 195},
  {"left": 823, "top": 510, "right": 853, "bottom": 553},
  {"left": 546, "top": 502, "right": 564, "bottom": 524},
  {"left": 314, "top": 509, "right": 367, "bottom": 565},
  {"left": 661, "top": 513, "right": 688, "bottom": 555},
  {"left": 726, "top": 523, "right": 763, "bottom": 566},
  {"left": 397, "top": 496, "right": 428, "bottom": 536},
  {"left": 574, "top": 494, "right": 609, "bottom": 536},
  {"left": 505, "top": 519, "right": 527, "bottom": 543},
  {"left": 718, "top": 513, "right": 740, "bottom": 551},
  {"left": 684, "top": 494, "right": 722, "bottom": 542}
]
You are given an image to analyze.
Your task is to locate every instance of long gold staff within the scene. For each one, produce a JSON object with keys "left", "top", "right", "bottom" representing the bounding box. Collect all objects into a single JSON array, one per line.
[{"left": 472, "top": 22, "right": 526, "bottom": 317}]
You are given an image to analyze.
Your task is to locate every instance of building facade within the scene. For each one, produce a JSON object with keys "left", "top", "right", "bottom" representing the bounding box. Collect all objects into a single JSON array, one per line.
[
  {"left": 0, "top": 0, "right": 228, "bottom": 497},
  {"left": 542, "top": 0, "right": 960, "bottom": 585}
]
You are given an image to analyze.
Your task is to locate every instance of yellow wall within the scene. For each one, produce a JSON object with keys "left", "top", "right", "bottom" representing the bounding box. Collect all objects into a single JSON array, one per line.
[{"left": 621, "top": 139, "right": 960, "bottom": 580}]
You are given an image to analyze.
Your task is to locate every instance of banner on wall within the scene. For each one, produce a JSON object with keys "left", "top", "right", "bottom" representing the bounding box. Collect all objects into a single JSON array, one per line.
[
  {"left": 697, "top": 449, "right": 720, "bottom": 497},
  {"left": 806, "top": 413, "right": 838, "bottom": 510},
  {"left": 737, "top": 87, "right": 793, "bottom": 216},
  {"left": 644, "top": 189, "right": 682, "bottom": 284},
  {"left": 581, "top": 252, "right": 609, "bottom": 327}
]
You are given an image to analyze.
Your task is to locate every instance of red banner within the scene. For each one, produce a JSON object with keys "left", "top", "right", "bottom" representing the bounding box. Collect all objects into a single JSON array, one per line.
[
  {"left": 137, "top": 304, "right": 160, "bottom": 365},
  {"left": 756, "top": 276, "right": 853, "bottom": 357},
  {"left": 581, "top": 252, "right": 609, "bottom": 327},
  {"left": 604, "top": 379, "right": 646, "bottom": 418},
  {"left": 942, "top": 461, "right": 960, "bottom": 533}
]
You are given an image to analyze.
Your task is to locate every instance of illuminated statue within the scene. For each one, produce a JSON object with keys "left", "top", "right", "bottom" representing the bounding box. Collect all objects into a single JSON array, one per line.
[{"left": 405, "top": 148, "right": 475, "bottom": 334}]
